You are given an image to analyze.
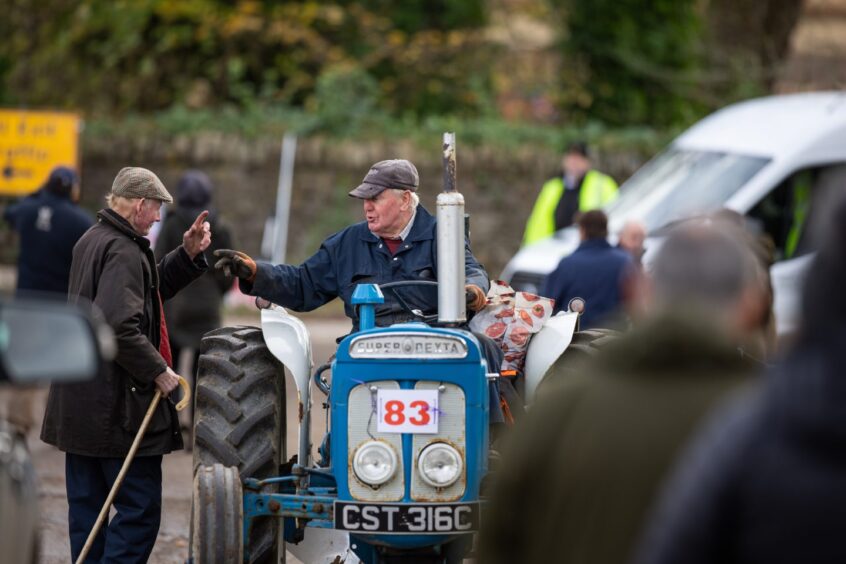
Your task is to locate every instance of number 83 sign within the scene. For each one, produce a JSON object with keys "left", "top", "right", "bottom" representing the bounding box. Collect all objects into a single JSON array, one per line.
[{"left": 376, "top": 389, "right": 439, "bottom": 434}]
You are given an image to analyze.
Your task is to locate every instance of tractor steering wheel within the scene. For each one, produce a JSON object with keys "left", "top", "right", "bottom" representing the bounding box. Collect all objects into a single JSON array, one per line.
[{"left": 378, "top": 280, "right": 441, "bottom": 325}]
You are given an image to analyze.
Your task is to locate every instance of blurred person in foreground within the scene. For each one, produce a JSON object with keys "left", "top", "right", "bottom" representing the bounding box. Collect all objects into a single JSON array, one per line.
[
  {"left": 633, "top": 193, "right": 846, "bottom": 564},
  {"left": 3, "top": 166, "right": 93, "bottom": 295},
  {"left": 523, "top": 141, "right": 618, "bottom": 245},
  {"left": 154, "top": 170, "right": 233, "bottom": 430},
  {"left": 40, "top": 167, "right": 211, "bottom": 563},
  {"left": 541, "top": 210, "right": 635, "bottom": 329},
  {"left": 480, "top": 220, "right": 768, "bottom": 564}
]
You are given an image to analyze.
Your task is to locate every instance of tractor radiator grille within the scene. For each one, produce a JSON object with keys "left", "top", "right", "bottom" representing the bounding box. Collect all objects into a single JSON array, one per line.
[
  {"left": 411, "top": 381, "right": 466, "bottom": 501},
  {"left": 347, "top": 381, "right": 404, "bottom": 501}
]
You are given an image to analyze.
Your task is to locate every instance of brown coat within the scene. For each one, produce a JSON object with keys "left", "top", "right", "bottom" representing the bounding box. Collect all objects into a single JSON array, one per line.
[{"left": 40, "top": 209, "right": 206, "bottom": 457}]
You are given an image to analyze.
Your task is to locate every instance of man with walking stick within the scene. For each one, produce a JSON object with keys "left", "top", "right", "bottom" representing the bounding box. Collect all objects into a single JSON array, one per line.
[{"left": 41, "top": 167, "right": 211, "bottom": 563}]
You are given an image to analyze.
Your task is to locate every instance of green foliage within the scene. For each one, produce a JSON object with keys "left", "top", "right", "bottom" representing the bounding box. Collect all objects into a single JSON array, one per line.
[
  {"left": 0, "top": 0, "right": 493, "bottom": 120},
  {"left": 550, "top": 0, "right": 708, "bottom": 126},
  {"left": 312, "top": 65, "right": 382, "bottom": 135}
]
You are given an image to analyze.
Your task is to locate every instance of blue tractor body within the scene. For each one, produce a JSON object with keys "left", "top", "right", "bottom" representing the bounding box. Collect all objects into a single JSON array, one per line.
[{"left": 238, "top": 286, "right": 491, "bottom": 564}]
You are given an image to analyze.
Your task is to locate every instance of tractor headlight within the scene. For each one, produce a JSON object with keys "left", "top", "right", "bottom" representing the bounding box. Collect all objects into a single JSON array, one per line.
[
  {"left": 417, "top": 442, "right": 462, "bottom": 488},
  {"left": 353, "top": 440, "right": 397, "bottom": 486}
]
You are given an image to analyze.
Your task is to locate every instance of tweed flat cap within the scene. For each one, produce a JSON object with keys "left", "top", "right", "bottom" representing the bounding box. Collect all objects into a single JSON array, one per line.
[
  {"left": 111, "top": 167, "right": 173, "bottom": 203},
  {"left": 349, "top": 159, "right": 419, "bottom": 199}
]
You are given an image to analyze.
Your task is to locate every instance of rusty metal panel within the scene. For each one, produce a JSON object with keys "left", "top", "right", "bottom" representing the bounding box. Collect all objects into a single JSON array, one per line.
[
  {"left": 347, "top": 381, "right": 404, "bottom": 502},
  {"left": 411, "top": 382, "right": 466, "bottom": 501}
]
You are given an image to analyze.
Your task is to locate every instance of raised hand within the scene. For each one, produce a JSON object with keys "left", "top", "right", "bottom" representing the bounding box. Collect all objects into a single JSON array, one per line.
[{"left": 183, "top": 210, "right": 211, "bottom": 259}]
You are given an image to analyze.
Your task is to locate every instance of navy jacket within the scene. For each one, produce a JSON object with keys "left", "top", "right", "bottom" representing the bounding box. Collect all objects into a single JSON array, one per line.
[
  {"left": 242, "top": 206, "right": 488, "bottom": 330},
  {"left": 4, "top": 191, "right": 93, "bottom": 294},
  {"left": 541, "top": 238, "right": 633, "bottom": 328}
]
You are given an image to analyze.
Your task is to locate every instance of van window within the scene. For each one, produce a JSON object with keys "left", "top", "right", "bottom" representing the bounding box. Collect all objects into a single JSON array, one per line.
[
  {"left": 606, "top": 149, "right": 770, "bottom": 234},
  {"left": 747, "top": 163, "right": 846, "bottom": 261}
]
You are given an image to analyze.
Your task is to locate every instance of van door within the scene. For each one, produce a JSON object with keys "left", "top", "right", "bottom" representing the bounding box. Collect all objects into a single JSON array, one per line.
[{"left": 746, "top": 163, "right": 846, "bottom": 337}]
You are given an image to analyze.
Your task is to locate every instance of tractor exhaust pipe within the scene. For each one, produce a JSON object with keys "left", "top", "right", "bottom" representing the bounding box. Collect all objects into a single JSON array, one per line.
[{"left": 437, "top": 132, "right": 466, "bottom": 325}]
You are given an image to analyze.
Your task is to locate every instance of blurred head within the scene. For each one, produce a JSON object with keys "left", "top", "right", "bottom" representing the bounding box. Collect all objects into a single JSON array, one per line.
[
  {"left": 642, "top": 222, "right": 764, "bottom": 336},
  {"left": 562, "top": 142, "right": 591, "bottom": 178},
  {"left": 350, "top": 159, "right": 420, "bottom": 238},
  {"left": 107, "top": 167, "right": 172, "bottom": 235},
  {"left": 619, "top": 221, "right": 647, "bottom": 256},
  {"left": 577, "top": 210, "right": 608, "bottom": 241},
  {"left": 177, "top": 170, "right": 213, "bottom": 210},
  {"left": 44, "top": 166, "right": 78, "bottom": 198}
]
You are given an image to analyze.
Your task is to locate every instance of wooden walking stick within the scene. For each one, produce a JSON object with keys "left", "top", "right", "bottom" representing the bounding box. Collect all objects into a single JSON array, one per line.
[{"left": 75, "top": 377, "right": 191, "bottom": 564}]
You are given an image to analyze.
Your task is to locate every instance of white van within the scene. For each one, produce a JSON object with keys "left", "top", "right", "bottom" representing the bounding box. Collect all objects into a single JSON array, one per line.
[{"left": 502, "top": 91, "right": 846, "bottom": 336}]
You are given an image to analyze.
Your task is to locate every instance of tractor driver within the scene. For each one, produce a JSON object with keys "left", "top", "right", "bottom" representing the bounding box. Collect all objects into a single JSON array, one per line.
[{"left": 214, "top": 158, "right": 493, "bottom": 341}]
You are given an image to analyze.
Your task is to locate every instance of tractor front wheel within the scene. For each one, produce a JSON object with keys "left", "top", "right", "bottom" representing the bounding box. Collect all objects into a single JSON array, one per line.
[
  {"left": 192, "top": 326, "right": 285, "bottom": 564},
  {"left": 192, "top": 464, "right": 244, "bottom": 564}
]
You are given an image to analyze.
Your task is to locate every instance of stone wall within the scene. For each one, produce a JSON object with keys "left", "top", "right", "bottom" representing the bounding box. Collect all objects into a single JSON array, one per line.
[{"left": 79, "top": 132, "right": 651, "bottom": 277}]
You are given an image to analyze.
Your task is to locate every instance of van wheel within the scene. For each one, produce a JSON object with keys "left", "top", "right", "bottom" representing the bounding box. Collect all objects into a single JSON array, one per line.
[
  {"left": 192, "top": 326, "right": 285, "bottom": 564},
  {"left": 192, "top": 464, "right": 244, "bottom": 564}
]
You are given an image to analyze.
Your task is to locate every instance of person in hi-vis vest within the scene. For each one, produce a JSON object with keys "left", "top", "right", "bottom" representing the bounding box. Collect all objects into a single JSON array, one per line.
[{"left": 523, "top": 142, "right": 618, "bottom": 246}]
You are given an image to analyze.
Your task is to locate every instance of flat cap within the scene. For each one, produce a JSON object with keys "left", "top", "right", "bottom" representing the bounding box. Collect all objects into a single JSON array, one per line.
[
  {"left": 111, "top": 167, "right": 173, "bottom": 204},
  {"left": 349, "top": 159, "right": 419, "bottom": 199}
]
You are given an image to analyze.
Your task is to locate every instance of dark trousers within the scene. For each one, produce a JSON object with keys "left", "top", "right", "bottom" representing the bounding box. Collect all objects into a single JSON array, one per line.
[{"left": 66, "top": 453, "right": 163, "bottom": 563}]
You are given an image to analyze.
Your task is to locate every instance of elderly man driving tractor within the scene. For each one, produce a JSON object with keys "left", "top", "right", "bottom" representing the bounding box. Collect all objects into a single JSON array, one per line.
[{"left": 214, "top": 159, "right": 489, "bottom": 330}]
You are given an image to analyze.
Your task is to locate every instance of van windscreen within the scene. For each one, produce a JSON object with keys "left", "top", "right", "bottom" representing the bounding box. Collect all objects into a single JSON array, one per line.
[{"left": 606, "top": 149, "right": 770, "bottom": 233}]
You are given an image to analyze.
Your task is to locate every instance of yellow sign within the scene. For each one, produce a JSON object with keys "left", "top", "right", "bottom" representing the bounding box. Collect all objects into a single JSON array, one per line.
[{"left": 0, "top": 110, "right": 81, "bottom": 196}]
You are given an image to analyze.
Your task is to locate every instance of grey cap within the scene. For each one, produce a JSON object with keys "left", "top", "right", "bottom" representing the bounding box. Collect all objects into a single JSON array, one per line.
[
  {"left": 111, "top": 167, "right": 173, "bottom": 204},
  {"left": 349, "top": 159, "right": 419, "bottom": 199}
]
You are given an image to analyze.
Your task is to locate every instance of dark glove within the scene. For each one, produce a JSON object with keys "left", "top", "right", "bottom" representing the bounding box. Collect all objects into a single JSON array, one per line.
[
  {"left": 213, "top": 249, "right": 257, "bottom": 282},
  {"left": 465, "top": 284, "right": 488, "bottom": 312}
]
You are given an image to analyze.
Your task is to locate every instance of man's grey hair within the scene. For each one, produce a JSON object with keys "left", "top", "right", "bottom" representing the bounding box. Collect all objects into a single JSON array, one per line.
[
  {"left": 390, "top": 188, "right": 419, "bottom": 210},
  {"left": 650, "top": 222, "right": 759, "bottom": 310}
]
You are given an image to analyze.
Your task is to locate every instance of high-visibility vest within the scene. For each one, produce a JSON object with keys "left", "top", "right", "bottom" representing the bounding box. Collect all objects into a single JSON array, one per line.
[
  {"left": 785, "top": 172, "right": 811, "bottom": 259},
  {"left": 522, "top": 170, "right": 618, "bottom": 246}
]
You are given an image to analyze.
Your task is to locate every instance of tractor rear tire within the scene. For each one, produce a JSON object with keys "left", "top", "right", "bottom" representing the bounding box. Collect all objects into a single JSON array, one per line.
[
  {"left": 192, "top": 464, "right": 244, "bottom": 564},
  {"left": 192, "top": 326, "right": 285, "bottom": 564},
  {"left": 538, "top": 328, "right": 620, "bottom": 392}
]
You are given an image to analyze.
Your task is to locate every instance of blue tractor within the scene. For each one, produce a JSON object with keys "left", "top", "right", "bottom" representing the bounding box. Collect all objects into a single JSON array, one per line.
[{"left": 189, "top": 134, "right": 585, "bottom": 563}]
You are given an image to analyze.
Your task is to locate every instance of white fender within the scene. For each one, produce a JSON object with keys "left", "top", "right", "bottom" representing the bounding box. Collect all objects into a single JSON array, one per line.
[
  {"left": 261, "top": 305, "right": 313, "bottom": 466},
  {"left": 523, "top": 311, "right": 579, "bottom": 404}
]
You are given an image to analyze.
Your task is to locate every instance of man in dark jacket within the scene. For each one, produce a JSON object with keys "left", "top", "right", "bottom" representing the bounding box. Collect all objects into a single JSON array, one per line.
[
  {"left": 633, "top": 194, "right": 846, "bottom": 564},
  {"left": 542, "top": 209, "right": 634, "bottom": 328},
  {"left": 3, "top": 166, "right": 93, "bottom": 294},
  {"left": 154, "top": 170, "right": 233, "bottom": 428},
  {"left": 481, "top": 221, "right": 767, "bottom": 564},
  {"left": 40, "top": 166, "right": 211, "bottom": 563},
  {"left": 214, "top": 159, "right": 489, "bottom": 330}
]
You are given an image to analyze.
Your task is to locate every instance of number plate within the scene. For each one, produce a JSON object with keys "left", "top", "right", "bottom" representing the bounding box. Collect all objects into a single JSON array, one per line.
[
  {"left": 334, "top": 501, "right": 479, "bottom": 534},
  {"left": 376, "top": 389, "right": 439, "bottom": 434}
]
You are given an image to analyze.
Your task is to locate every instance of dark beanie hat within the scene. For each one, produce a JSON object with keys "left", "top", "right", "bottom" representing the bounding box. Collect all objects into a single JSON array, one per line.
[
  {"left": 44, "top": 166, "right": 77, "bottom": 197},
  {"left": 177, "top": 170, "right": 213, "bottom": 209}
]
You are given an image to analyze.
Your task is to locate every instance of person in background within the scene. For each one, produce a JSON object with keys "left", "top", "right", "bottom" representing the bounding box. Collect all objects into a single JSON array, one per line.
[
  {"left": 154, "top": 170, "right": 233, "bottom": 431},
  {"left": 1, "top": 167, "right": 94, "bottom": 438},
  {"left": 523, "top": 141, "right": 618, "bottom": 246},
  {"left": 481, "top": 219, "right": 767, "bottom": 564},
  {"left": 40, "top": 167, "right": 210, "bottom": 563},
  {"left": 541, "top": 210, "right": 634, "bottom": 329},
  {"left": 618, "top": 220, "right": 647, "bottom": 267},
  {"left": 633, "top": 192, "right": 846, "bottom": 564},
  {"left": 3, "top": 166, "right": 93, "bottom": 294}
]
